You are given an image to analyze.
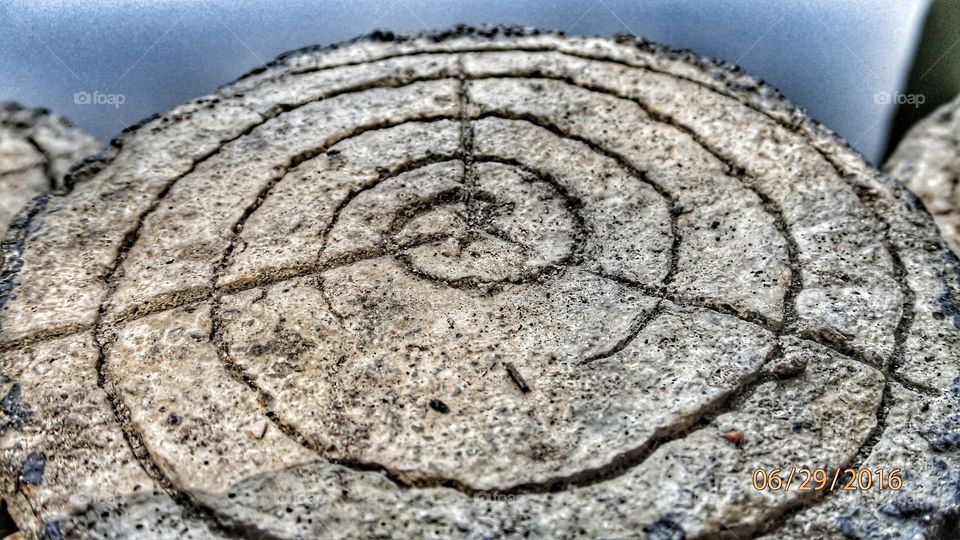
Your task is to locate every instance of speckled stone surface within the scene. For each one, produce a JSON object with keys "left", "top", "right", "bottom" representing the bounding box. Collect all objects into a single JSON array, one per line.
[
  {"left": 0, "top": 103, "right": 99, "bottom": 241},
  {"left": 886, "top": 94, "right": 960, "bottom": 255},
  {"left": 1, "top": 28, "right": 958, "bottom": 539}
]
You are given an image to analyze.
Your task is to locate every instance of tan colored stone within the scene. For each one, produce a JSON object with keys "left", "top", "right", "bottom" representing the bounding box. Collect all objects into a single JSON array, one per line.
[
  {"left": 0, "top": 103, "right": 98, "bottom": 239},
  {"left": 886, "top": 94, "right": 960, "bottom": 253},
  {"left": 0, "top": 29, "right": 958, "bottom": 539}
]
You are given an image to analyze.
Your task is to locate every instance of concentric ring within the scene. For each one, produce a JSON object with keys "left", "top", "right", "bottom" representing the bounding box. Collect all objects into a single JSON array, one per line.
[{"left": 0, "top": 29, "right": 958, "bottom": 540}]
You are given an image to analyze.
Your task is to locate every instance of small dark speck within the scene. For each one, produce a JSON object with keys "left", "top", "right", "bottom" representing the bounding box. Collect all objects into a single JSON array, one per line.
[
  {"left": 644, "top": 516, "right": 686, "bottom": 539},
  {"left": 43, "top": 521, "right": 63, "bottom": 540},
  {"left": 19, "top": 451, "right": 46, "bottom": 484},
  {"left": 167, "top": 413, "right": 181, "bottom": 426},
  {"left": 2, "top": 383, "right": 32, "bottom": 430},
  {"left": 429, "top": 399, "right": 450, "bottom": 414},
  {"left": 505, "top": 362, "right": 531, "bottom": 393}
]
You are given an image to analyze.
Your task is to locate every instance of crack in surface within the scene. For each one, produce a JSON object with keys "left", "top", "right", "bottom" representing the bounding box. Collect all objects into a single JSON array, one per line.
[{"left": 22, "top": 136, "right": 56, "bottom": 192}]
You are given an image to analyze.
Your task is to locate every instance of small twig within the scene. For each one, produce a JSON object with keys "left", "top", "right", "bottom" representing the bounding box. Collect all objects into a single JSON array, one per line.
[{"left": 505, "top": 362, "right": 530, "bottom": 393}]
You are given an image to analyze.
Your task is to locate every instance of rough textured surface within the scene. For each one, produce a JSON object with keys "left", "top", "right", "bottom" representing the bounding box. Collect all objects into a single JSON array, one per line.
[
  {"left": 1, "top": 28, "right": 958, "bottom": 539},
  {"left": 0, "top": 103, "right": 99, "bottom": 240},
  {"left": 886, "top": 94, "right": 960, "bottom": 254}
]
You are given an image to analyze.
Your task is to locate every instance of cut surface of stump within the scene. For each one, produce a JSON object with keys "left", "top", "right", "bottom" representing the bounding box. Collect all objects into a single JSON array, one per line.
[
  {"left": 1, "top": 29, "right": 959, "bottom": 539},
  {"left": 0, "top": 103, "right": 99, "bottom": 240},
  {"left": 886, "top": 94, "right": 960, "bottom": 253}
]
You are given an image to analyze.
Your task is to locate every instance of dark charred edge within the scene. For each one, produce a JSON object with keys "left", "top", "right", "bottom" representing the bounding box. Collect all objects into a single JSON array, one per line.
[
  {"left": 0, "top": 102, "right": 76, "bottom": 131},
  {"left": 0, "top": 28, "right": 947, "bottom": 538},
  {"left": 471, "top": 110, "right": 680, "bottom": 284},
  {"left": 0, "top": 49, "right": 875, "bottom": 330},
  {"left": 34, "top": 25, "right": 950, "bottom": 305},
  {"left": 216, "top": 27, "right": 821, "bottom": 188},
  {"left": 218, "top": 25, "right": 548, "bottom": 92},
  {"left": 581, "top": 300, "right": 665, "bottom": 364},
  {"left": 215, "top": 29, "right": 942, "bottom": 358},
  {"left": 217, "top": 25, "right": 794, "bottom": 128},
  {"left": 60, "top": 148, "right": 118, "bottom": 192},
  {"left": 0, "top": 195, "right": 49, "bottom": 335},
  {"left": 0, "top": 102, "right": 49, "bottom": 127}
]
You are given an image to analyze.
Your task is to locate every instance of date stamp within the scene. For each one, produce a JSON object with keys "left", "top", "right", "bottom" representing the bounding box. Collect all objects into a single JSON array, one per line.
[{"left": 752, "top": 467, "right": 904, "bottom": 492}]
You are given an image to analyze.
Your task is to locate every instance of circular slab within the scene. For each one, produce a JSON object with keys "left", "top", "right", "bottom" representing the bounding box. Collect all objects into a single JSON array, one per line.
[
  {"left": 0, "top": 103, "right": 99, "bottom": 240},
  {"left": 1, "top": 29, "right": 958, "bottom": 539},
  {"left": 885, "top": 94, "right": 960, "bottom": 253}
]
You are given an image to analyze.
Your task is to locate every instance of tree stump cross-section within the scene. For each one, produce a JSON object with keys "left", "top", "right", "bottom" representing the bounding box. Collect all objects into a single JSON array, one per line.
[{"left": 0, "top": 29, "right": 958, "bottom": 539}]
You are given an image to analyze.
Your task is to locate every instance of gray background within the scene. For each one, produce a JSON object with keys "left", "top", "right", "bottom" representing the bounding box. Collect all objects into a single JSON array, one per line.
[{"left": 0, "top": 0, "right": 930, "bottom": 165}]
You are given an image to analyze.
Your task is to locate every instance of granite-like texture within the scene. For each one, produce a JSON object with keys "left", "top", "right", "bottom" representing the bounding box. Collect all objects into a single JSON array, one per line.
[
  {"left": 886, "top": 94, "right": 960, "bottom": 254},
  {"left": 0, "top": 103, "right": 99, "bottom": 240},
  {"left": 1, "top": 29, "right": 958, "bottom": 539}
]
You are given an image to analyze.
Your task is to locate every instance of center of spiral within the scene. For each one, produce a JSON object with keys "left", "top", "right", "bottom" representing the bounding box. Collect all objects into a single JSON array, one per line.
[{"left": 395, "top": 161, "right": 579, "bottom": 285}]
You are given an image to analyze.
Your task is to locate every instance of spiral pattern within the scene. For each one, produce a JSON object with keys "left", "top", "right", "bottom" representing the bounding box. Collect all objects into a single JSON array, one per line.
[{"left": 1, "top": 29, "right": 958, "bottom": 539}]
